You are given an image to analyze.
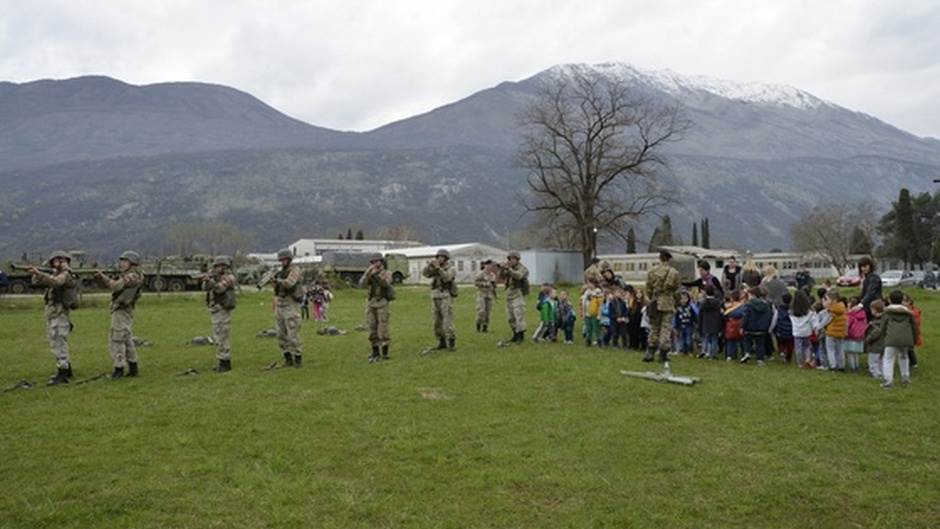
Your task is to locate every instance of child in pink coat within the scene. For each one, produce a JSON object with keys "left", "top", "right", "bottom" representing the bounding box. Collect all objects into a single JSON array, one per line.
[{"left": 844, "top": 296, "right": 868, "bottom": 373}]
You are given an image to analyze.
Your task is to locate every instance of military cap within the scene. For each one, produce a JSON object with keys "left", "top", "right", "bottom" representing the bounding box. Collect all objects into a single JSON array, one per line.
[
  {"left": 659, "top": 250, "right": 673, "bottom": 261},
  {"left": 436, "top": 249, "right": 451, "bottom": 259},
  {"left": 119, "top": 250, "right": 141, "bottom": 265},
  {"left": 276, "top": 248, "right": 293, "bottom": 260},
  {"left": 368, "top": 252, "right": 384, "bottom": 262},
  {"left": 213, "top": 255, "right": 233, "bottom": 267},
  {"left": 507, "top": 251, "right": 521, "bottom": 260},
  {"left": 46, "top": 250, "right": 72, "bottom": 266}
]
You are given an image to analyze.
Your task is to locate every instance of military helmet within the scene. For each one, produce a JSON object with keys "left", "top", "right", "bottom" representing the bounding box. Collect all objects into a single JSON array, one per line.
[
  {"left": 213, "top": 255, "right": 232, "bottom": 268},
  {"left": 507, "top": 250, "right": 521, "bottom": 260},
  {"left": 46, "top": 250, "right": 71, "bottom": 266},
  {"left": 368, "top": 252, "right": 384, "bottom": 263},
  {"left": 436, "top": 249, "right": 451, "bottom": 259},
  {"left": 119, "top": 250, "right": 141, "bottom": 265},
  {"left": 277, "top": 248, "right": 292, "bottom": 260}
]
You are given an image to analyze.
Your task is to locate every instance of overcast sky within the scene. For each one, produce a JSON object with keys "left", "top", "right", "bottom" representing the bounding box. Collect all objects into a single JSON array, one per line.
[{"left": 1, "top": 0, "right": 938, "bottom": 137}]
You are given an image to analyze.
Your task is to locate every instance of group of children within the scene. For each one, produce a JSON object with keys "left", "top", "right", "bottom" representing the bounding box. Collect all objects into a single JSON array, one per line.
[
  {"left": 530, "top": 280, "right": 923, "bottom": 389},
  {"left": 300, "top": 280, "right": 334, "bottom": 322}
]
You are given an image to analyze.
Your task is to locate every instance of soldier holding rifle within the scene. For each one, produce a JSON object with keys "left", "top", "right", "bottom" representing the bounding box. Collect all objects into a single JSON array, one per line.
[
  {"left": 474, "top": 260, "right": 499, "bottom": 333},
  {"left": 422, "top": 249, "right": 458, "bottom": 351},
  {"left": 499, "top": 251, "right": 529, "bottom": 345},
  {"left": 202, "top": 255, "right": 237, "bottom": 372},
  {"left": 94, "top": 251, "right": 145, "bottom": 379},
  {"left": 28, "top": 251, "right": 78, "bottom": 385},
  {"left": 359, "top": 253, "right": 393, "bottom": 363}
]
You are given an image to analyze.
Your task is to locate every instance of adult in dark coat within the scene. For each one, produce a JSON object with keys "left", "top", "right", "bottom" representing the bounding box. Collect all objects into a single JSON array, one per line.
[
  {"left": 722, "top": 257, "right": 743, "bottom": 293},
  {"left": 683, "top": 260, "right": 724, "bottom": 299},
  {"left": 858, "top": 256, "right": 882, "bottom": 319}
]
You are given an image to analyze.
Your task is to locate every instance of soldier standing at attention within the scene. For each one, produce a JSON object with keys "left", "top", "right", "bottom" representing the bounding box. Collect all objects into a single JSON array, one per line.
[
  {"left": 501, "top": 251, "right": 530, "bottom": 344},
  {"left": 202, "top": 255, "right": 237, "bottom": 372},
  {"left": 272, "top": 248, "right": 304, "bottom": 368},
  {"left": 644, "top": 250, "right": 682, "bottom": 364},
  {"left": 422, "top": 249, "right": 458, "bottom": 351},
  {"left": 29, "top": 251, "right": 78, "bottom": 385},
  {"left": 94, "top": 251, "right": 145, "bottom": 379},
  {"left": 474, "top": 260, "right": 498, "bottom": 332},
  {"left": 359, "top": 253, "right": 393, "bottom": 363}
]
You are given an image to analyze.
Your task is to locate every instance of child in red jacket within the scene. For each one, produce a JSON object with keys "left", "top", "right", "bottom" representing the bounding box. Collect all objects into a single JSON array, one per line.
[{"left": 844, "top": 296, "right": 868, "bottom": 373}]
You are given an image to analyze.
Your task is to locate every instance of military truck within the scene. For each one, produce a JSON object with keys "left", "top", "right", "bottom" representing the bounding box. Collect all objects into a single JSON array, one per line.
[
  {"left": 138, "top": 255, "right": 212, "bottom": 292},
  {"left": 2, "top": 251, "right": 99, "bottom": 294},
  {"left": 320, "top": 252, "right": 410, "bottom": 285}
]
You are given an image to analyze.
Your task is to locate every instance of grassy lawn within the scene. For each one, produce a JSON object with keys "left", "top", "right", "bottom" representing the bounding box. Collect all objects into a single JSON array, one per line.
[{"left": 1, "top": 286, "right": 937, "bottom": 529}]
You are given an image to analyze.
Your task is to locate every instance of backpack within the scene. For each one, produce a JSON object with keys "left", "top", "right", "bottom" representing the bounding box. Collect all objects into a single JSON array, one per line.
[
  {"left": 725, "top": 316, "right": 744, "bottom": 341},
  {"left": 56, "top": 273, "right": 81, "bottom": 310}
]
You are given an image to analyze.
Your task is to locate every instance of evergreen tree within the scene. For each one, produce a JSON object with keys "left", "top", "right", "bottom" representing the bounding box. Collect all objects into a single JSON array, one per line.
[
  {"left": 660, "top": 216, "right": 674, "bottom": 246},
  {"left": 355, "top": 229, "right": 364, "bottom": 240},
  {"left": 702, "top": 217, "right": 711, "bottom": 249},
  {"left": 647, "top": 226, "right": 662, "bottom": 252},
  {"left": 338, "top": 233, "right": 344, "bottom": 240},
  {"left": 692, "top": 222, "right": 699, "bottom": 247},
  {"left": 895, "top": 188, "right": 917, "bottom": 266},
  {"left": 346, "top": 228, "right": 353, "bottom": 240},
  {"left": 849, "top": 226, "right": 873, "bottom": 255},
  {"left": 626, "top": 228, "right": 637, "bottom": 254}
]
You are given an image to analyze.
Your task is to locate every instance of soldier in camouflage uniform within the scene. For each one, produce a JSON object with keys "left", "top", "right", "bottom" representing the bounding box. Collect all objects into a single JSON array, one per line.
[
  {"left": 501, "top": 251, "right": 530, "bottom": 344},
  {"left": 422, "top": 249, "right": 458, "bottom": 351},
  {"left": 272, "top": 248, "right": 304, "bottom": 367},
  {"left": 95, "top": 251, "right": 145, "bottom": 379},
  {"left": 202, "top": 255, "right": 237, "bottom": 372},
  {"left": 29, "top": 251, "right": 78, "bottom": 385},
  {"left": 583, "top": 258, "right": 605, "bottom": 286},
  {"left": 359, "top": 253, "right": 393, "bottom": 363},
  {"left": 644, "top": 250, "right": 681, "bottom": 363},
  {"left": 474, "top": 260, "right": 498, "bottom": 332}
]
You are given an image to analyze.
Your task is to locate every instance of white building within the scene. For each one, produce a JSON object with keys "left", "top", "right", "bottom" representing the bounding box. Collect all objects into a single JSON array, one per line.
[
  {"left": 394, "top": 243, "right": 507, "bottom": 284},
  {"left": 520, "top": 250, "right": 583, "bottom": 285},
  {"left": 288, "top": 238, "right": 423, "bottom": 258}
]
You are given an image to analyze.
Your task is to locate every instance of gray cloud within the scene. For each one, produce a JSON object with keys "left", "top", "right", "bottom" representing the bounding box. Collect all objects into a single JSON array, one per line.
[{"left": 1, "top": 0, "right": 938, "bottom": 137}]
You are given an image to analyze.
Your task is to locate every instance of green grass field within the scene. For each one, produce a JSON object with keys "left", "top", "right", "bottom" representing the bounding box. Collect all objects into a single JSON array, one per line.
[{"left": 1, "top": 286, "right": 937, "bottom": 529}]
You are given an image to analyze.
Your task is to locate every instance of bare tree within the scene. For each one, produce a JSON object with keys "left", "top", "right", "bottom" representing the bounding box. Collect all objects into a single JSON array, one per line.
[
  {"left": 518, "top": 70, "right": 690, "bottom": 266},
  {"left": 791, "top": 203, "right": 878, "bottom": 274}
]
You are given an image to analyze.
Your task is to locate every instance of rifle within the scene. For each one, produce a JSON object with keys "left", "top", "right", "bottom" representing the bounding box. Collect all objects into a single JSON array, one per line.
[
  {"left": 11, "top": 263, "right": 54, "bottom": 275},
  {"left": 256, "top": 268, "right": 279, "bottom": 290}
]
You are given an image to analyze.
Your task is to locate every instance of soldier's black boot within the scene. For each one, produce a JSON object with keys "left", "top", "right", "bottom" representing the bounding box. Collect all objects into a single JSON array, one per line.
[
  {"left": 111, "top": 366, "right": 125, "bottom": 380},
  {"left": 214, "top": 359, "right": 231, "bottom": 372},
  {"left": 476, "top": 321, "right": 481, "bottom": 332},
  {"left": 642, "top": 347, "right": 655, "bottom": 362},
  {"left": 437, "top": 336, "right": 448, "bottom": 350},
  {"left": 368, "top": 345, "right": 380, "bottom": 363},
  {"left": 448, "top": 337, "right": 456, "bottom": 352},
  {"left": 66, "top": 364, "right": 74, "bottom": 379},
  {"left": 283, "top": 352, "right": 294, "bottom": 366},
  {"left": 482, "top": 324, "right": 488, "bottom": 333},
  {"left": 127, "top": 362, "right": 139, "bottom": 377},
  {"left": 514, "top": 331, "right": 525, "bottom": 344},
  {"left": 382, "top": 344, "right": 390, "bottom": 360},
  {"left": 47, "top": 367, "right": 70, "bottom": 386},
  {"left": 293, "top": 355, "right": 302, "bottom": 368},
  {"left": 659, "top": 347, "right": 670, "bottom": 363}
]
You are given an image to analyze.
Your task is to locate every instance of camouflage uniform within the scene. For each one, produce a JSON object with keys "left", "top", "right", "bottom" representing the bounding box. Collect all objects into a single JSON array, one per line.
[
  {"left": 502, "top": 257, "right": 529, "bottom": 338},
  {"left": 359, "top": 265, "right": 392, "bottom": 347},
  {"left": 584, "top": 262, "right": 604, "bottom": 286},
  {"left": 645, "top": 260, "right": 681, "bottom": 362},
  {"left": 273, "top": 263, "right": 304, "bottom": 363},
  {"left": 474, "top": 269, "right": 498, "bottom": 331},
  {"left": 422, "top": 257, "right": 457, "bottom": 349},
  {"left": 32, "top": 265, "right": 76, "bottom": 372},
  {"left": 103, "top": 264, "right": 145, "bottom": 374},
  {"left": 203, "top": 264, "right": 237, "bottom": 366}
]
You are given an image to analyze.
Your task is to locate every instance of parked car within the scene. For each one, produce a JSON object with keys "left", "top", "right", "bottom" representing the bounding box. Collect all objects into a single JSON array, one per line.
[
  {"left": 881, "top": 270, "right": 916, "bottom": 288},
  {"left": 910, "top": 270, "right": 925, "bottom": 287},
  {"left": 836, "top": 270, "right": 861, "bottom": 287}
]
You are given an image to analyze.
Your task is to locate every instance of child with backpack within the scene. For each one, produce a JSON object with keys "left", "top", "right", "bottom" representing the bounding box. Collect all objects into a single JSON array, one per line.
[
  {"left": 880, "top": 291, "right": 919, "bottom": 388},
  {"left": 556, "top": 290, "right": 576, "bottom": 345},
  {"left": 773, "top": 293, "right": 794, "bottom": 363},
  {"left": 600, "top": 290, "right": 614, "bottom": 346},
  {"left": 864, "top": 299, "right": 885, "bottom": 380},
  {"left": 741, "top": 286, "right": 777, "bottom": 366},
  {"left": 790, "top": 289, "right": 816, "bottom": 368},
  {"left": 583, "top": 286, "right": 603, "bottom": 347},
  {"left": 723, "top": 290, "right": 746, "bottom": 361},
  {"left": 535, "top": 287, "right": 558, "bottom": 342},
  {"left": 844, "top": 296, "right": 868, "bottom": 373},
  {"left": 697, "top": 285, "right": 723, "bottom": 360},
  {"left": 823, "top": 290, "right": 848, "bottom": 371}
]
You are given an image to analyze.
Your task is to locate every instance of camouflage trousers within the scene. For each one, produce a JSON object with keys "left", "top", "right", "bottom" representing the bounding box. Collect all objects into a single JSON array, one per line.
[
  {"left": 211, "top": 308, "right": 233, "bottom": 361},
  {"left": 476, "top": 293, "right": 494, "bottom": 325},
  {"left": 432, "top": 295, "right": 456, "bottom": 339},
  {"left": 275, "top": 300, "right": 302, "bottom": 355},
  {"left": 110, "top": 308, "right": 138, "bottom": 368},
  {"left": 46, "top": 311, "right": 72, "bottom": 368},
  {"left": 506, "top": 294, "right": 527, "bottom": 333},
  {"left": 648, "top": 309, "right": 675, "bottom": 351},
  {"left": 366, "top": 299, "right": 390, "bottom": 345}
]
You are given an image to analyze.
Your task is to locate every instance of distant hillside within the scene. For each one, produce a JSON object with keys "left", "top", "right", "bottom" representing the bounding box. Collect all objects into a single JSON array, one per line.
[
  {"left": 0, "top": 76, "right": 359, "bottom": 170},
  {"left": 1, "top": 64, "right": 938, "bottom": 258}
]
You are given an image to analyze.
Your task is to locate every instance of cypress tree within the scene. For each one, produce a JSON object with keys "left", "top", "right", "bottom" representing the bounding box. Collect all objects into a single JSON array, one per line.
[
  {"left": 692, "top": 222, "right": 699, "bottom": 247},
  {"left": 626, "top": 228, "right": 637, "bottom": 254},
  {"left": 896, "top": 188, "right": 916, "bottom": 266}
]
